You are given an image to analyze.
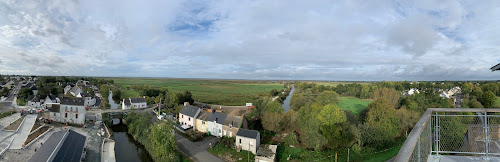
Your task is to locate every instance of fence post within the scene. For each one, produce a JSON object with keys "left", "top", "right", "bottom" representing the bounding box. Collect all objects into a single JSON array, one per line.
[
  {"left": 434, "top": 111, "right": 439, "bottom": 158},
  {"left": 417, "top": 138, "right": 421, "bottom": 162},
  {"left": 484, "top": 112, "right": 490, "bottom": 160}
]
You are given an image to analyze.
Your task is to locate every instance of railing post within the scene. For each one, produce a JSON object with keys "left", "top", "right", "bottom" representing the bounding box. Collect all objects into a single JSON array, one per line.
[
  {"left": 434, "top": 111, "right": 440, "bottom": 158},
  {"left": 417, "top": 138, "right": 421, "bottom": 162},
  {"left": 484, "top": 112, "right": 490, "bottom": 160}
]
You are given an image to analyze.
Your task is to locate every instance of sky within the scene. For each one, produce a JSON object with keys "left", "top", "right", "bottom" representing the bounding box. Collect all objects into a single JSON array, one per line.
[{"left": 0, "top": 0, "right": 500, "bottom": 81}]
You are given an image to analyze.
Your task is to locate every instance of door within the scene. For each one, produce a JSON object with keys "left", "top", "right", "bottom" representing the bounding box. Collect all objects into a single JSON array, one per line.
[{"left": 223, "top": 130, "right": 226, "bottom": 136}]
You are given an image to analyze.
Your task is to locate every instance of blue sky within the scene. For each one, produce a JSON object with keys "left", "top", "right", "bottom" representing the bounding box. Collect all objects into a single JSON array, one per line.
[{"left": 0, "top": 0, "right": 500, "bottom": 81}]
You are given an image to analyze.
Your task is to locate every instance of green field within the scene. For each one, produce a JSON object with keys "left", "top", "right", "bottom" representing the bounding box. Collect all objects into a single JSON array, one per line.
[
  {"left": 109, "top": 78, "right": 285, "bottom": 106},
  {"left": 497, "top": 97, "right": 500, "bottom": 107},
  {"left": 309, "top": 81, "right": 371, "bottom": 87},
  {"left": 338, "top": 96, "right": 372, "bottom": 115}
]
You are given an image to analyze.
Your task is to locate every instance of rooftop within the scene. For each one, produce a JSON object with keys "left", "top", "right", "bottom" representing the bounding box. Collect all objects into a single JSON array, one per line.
[
  {"left": 237, "top": 128, "right": 259, "bottom": 139},
  {"left": 180, "top": 105, "right": 200, "bottom": 117}
]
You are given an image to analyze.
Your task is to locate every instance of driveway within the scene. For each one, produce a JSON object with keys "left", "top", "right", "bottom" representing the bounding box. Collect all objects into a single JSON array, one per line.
[
  {"left": 194, "top": 136, "right": 219, "bottom": 150},
  {"left": 176, "top": 133, "right": 223, "bottom": 162}
]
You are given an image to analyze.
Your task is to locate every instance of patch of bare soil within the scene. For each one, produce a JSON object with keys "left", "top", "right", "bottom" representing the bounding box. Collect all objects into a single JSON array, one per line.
[
  {"left": 4, "top": 116, "right": 25, "bottom": 131},
  {"left": 24, "top": 126, "right": 50, "bottom": 145}
]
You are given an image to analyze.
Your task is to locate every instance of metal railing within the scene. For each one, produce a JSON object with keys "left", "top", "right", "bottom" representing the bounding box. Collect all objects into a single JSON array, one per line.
[{"left": 395, "top": 108, "right": 500, "bottom": 161}]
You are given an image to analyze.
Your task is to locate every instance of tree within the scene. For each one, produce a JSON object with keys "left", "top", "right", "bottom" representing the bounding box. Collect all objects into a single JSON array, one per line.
[
  {"left": 317, "top": 104, "right": 350, "bottom": 148},
  {"left": 281, "top": 110, "right": 299, "bottom": 132},
  {"left": 471, "top": 87, "right": 483, "bottom": 99},
  {"left": 365, "top": 98, "right": 399, "bottom": 139},
  {"left": 315, "top": 91, "right": 339, "bottom": 106},
  {"left": 150, "top": 122, "right": 177, "bottom": 161},
  {"left": 112, "top": 89, "right": 122, "bottom": 100},
  {"left": 373, "top": 88, "right": 400, "bottom": 108},
  {"left": 469, "top": 98, "right": 484, "bottom": 108},
  {"left": 396, "top": 108, "right": 419, "bottom": 136},
  {"left": 18, "top": 88, "right": 33, "bottom": 100},
  {"left": 270, "top": 89, "right": 278, "bottom": 96},
  {"left": 482, "top": 91, "right": 497, "bottom": 108},
  {"left": 261, "top": 112, "right": 283, "bottom": 132}
]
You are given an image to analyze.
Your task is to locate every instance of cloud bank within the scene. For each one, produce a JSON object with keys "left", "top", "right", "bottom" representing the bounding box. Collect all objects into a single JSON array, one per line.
[{"left": 0, "top": 0, "right": 500, "bottom": 81}]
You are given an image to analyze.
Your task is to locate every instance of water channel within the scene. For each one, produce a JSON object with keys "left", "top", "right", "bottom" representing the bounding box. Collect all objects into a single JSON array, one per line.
[
  {"left": 108, "top": 91, "right": 119, "bottom": 109},
  {"left": 281, "top": 85, "right": 295, "bottom": 112},
  {"left": 110, "top": 124, "right": 154, "bottom": 162},
  {"left": 108, "top": 90, "right": 153, "bottom": 162}
]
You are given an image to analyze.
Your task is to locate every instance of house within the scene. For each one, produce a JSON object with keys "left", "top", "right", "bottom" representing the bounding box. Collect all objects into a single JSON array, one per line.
[
  {"left": 222, "top": 114, "right": 242, "bottom": 138},
  {"left": 207, "top": 112, "right": 227, "bottom": 137},
  {"left": 69, "top": 86, "right": 83, "bottom": 96},
  {"left": 52, "top": 97, "right": 86, "bottom": 125},
  {"left": 236, "top": 128, "right": 260, "bottom": 154},
  {"left": 27, "top": 95, "right": 59, "bottom": 109},
  {"left": 63, "top": 84, "right": 74, "bottom": 94},
  {"left": 408, "top": 88, "right": 419, "bottom": 95},
  {"left": 31, "top": 86, "right": 38, "bottom": 95},
  {"left": 76, "top": 92, "right": 96, "bottom": 106},
  {"left": 28, "top": 129, "right": 87, "bottom": 162},
  {"left": 195, "top": 110, "right": 212, "bottom": 133},
  {"left": 121, "top": 97, "right": 147, "bottom": 110},
  {"left": 179, "top": 105, "right": 201, "bottom": 129},
  {"left": 255, "top": 145, "right": 277, "bottom": 162}
]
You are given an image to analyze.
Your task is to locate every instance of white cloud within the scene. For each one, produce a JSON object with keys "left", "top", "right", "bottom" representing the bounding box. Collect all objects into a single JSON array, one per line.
[{"left": 0, "top": 0, "right": 499, "bottom": 80}]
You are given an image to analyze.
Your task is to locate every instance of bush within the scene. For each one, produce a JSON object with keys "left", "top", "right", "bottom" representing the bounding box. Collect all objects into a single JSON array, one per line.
[
  {"left": 283, "top": 133, "right": 299, "bottom": 147},
  {"left": 219, "top": 136, "right": 235, "bottom": 148}
]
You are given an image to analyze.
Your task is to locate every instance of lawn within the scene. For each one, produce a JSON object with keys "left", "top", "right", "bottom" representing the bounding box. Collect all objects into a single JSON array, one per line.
[
  {"left": 338, "top": 96, "right": 372, "bottom": 115},
  {"left": 108, "top": 78, "right": 285, "bottom": 106},
  {"left": 208, "top": 143, "right": 255, "bottom": 161}
]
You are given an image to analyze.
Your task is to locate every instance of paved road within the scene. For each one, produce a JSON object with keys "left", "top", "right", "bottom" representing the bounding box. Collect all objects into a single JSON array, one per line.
[
  {"left": 10, "top": 114, "right": 36, "bottom": 149},
  {"left": 88, "top": 107, "right": 154, "bottom": 113},
  {"left": 176, "top": 133, "right": 223, "bottom": 162}
]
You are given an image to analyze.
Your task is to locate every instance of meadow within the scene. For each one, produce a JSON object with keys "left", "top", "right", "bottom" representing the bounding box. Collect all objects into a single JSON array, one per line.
[
  {"left": 308, "top": 81, "right": 372, "bottom": 87},
  {"left": 338, "top": 96, "right": 372, "bottom": 115},
  {"left": 109, "top": 78, "right": 286, "bottom": 106}
]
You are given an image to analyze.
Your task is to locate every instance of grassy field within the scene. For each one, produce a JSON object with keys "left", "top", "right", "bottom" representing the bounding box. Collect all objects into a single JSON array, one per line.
[
  {"left": 338, "top": 96, "right": 372, "bottom": 115},
  {"left": 497, "top": 97, "right": 500, "bottom": 107},
  {"left": 108, "top": 78, "right": 285, "bottom": 106},
  {"left": 208, "top": 143, "right": 254, "bottom": 161},
  {"left": 308, "top": 81, "right": 371, "bottom": 87}
]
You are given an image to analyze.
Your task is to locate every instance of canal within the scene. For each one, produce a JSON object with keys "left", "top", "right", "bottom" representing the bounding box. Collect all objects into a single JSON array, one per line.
[
  {"left": 109, "top": 91, "right": 119, "bottom": 109},
  {"left": 110, "top": 123, "right": 154, "bottom": 162},
  {"left": 281, "top": 85, "right": 295, "bottom": 112}
]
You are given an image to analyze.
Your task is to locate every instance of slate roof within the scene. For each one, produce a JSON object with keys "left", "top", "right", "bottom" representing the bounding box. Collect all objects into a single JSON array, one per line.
[
  {"left": 70, "top": 86, "right": 81, "bottom": 94},
  {"left": 52, "top": 129, "right": 86, "bottom": 162},
  {"left": 60, "top": 97, "right": 85, "bottom": 106},
  {"left": 237, "top": 128, "right": 260, "bottom": 139},
  {"left": 28, "top": 130, "right": 66, "bottom": 162},
  {"left": 30, "top": 86, "right": 37, "bottom": 90},
  {"left": 27, "top": 95, "right": 34, "bottom": 101},
  {"left": 31, "top": 95, "right": 40, "bottom": 102},
  {"left": 79, "top": 92, "right": 91, "bottom": 97},
  {"left": 208, "top": 112, "right": 227, "bottom": 124},
  {"left": 123, "top": 99, "right": 131, "bottom": 106},
  {"left": 196, "top": 111, "right": 212, "bottom": 120},
  {"left": 28, "top": 129, "right": 86, "bottom": 162},
  {"left": 180, "top": 105, "right": 200, "bottom": 117},
  {"left": 223, "top": 114, "right": 242, "bottom": 127},
  {"left": 130, "top": 97, "right": 146, "bottom": 103}
]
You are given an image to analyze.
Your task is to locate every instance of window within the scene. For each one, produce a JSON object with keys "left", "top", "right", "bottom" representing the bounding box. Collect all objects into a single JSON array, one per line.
[
  {"left": 75, "top": 114, "right": 78, "bottom": 119},
  {"left": 182, "top": 115, "right": 184, "bottom": 118},
  {"left": 239, "top": 139, "right": 241, "bottom": 144},
  {"left": 202, "top": 121, "right": 205, "bottom": 124},
  {"left": 65, "top": 113, "right": 67, "bottom": 118},
  {"left": 188, "top": 117, "right": 191, "bottom": 121}
]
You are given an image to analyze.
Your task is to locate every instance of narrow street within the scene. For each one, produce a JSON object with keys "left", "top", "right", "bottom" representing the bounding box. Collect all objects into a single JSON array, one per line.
[{"left": 175, "top": 132, "right": 223, "bottom": 162}]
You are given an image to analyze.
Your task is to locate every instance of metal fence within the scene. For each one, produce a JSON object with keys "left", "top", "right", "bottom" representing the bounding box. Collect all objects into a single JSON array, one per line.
[{"left": 395, "top": 108, "right": 500, "bottom": 162}]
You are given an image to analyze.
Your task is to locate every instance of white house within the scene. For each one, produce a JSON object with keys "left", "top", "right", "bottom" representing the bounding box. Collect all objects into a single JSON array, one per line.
[
  {"left": 69, "top": 86, "right": 83, "bottom": 96},
  {"left": 121, "top": 97, "right": 147, "bottom": 110},
  {"left": 236, "top": 129, "right": 260, "bottom": 154},
  {"left": 64, "top": 84, "right": 73, "bottom": 94},
  {"left": 52, "top": 97, "right": 86, "bottom": 125},
  {"left": 408, "top": 88, "right": 420, "bottom": 95},
  {"left": 76, "top": 92, "right": 96, "bottom": 107},
  {"left": 27, "top": 95, "right": 59, "bottom": 109},
  {"left": 179, "top": 105, "right": 201, "bottom": 129},
  {"left": 207, "top": 112, "right": 227, "bottom": 137}
]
